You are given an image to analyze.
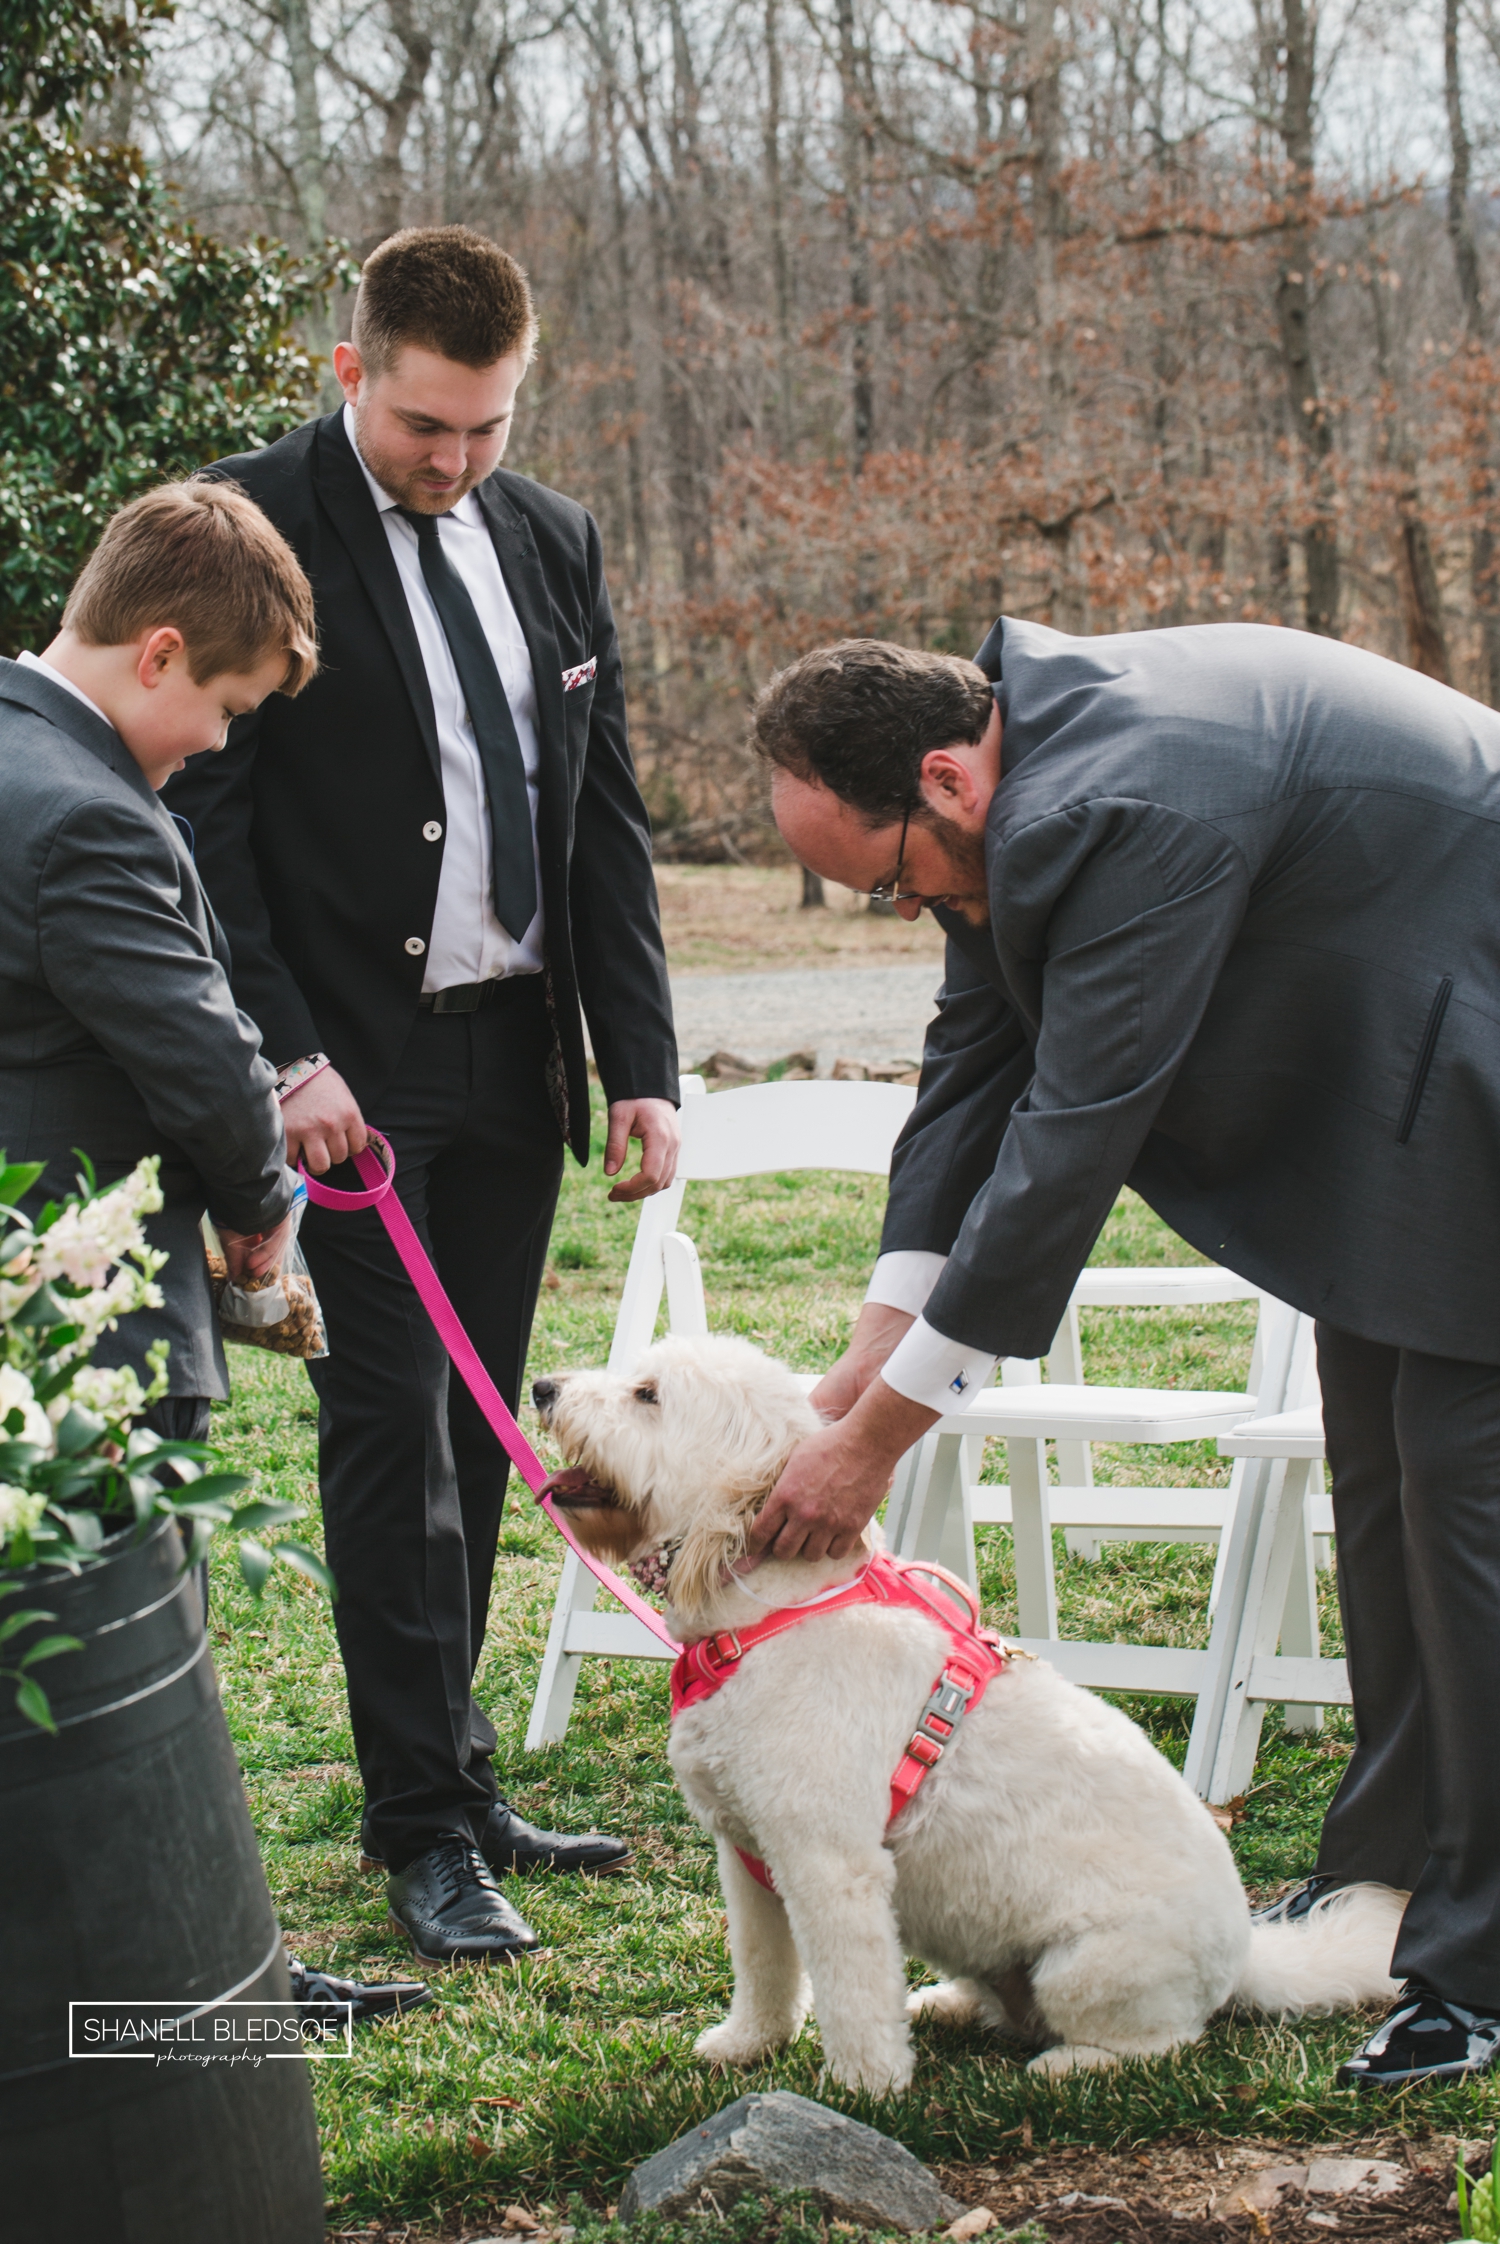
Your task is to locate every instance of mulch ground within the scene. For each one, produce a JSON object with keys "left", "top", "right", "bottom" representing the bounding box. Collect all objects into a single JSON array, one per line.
[{"left": 936, "top": 2132, "right": 1459, "bottom": 2239}]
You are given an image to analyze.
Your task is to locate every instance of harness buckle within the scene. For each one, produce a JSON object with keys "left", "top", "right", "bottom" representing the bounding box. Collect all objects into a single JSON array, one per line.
[
  {"left": 701, "top": 1630, "right": 743, "bottom": 1674},
  {"left": 901, "top": 1667, "right": 979, "bottom": 1774}
]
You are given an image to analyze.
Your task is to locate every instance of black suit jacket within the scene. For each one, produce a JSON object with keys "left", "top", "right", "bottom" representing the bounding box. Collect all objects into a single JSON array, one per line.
[
  {"left": 884, "top": 614, "right": 1500, "bottom": 1366},
  {"left": 164, "top": 412, "right": 676, "bottom": 1160}
]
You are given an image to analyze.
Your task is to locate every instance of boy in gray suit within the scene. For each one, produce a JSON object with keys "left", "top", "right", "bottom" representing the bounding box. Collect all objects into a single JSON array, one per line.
[
  {"left": 748, "top": 623, "right": 1500, "bottom": 2090},
  {"left": 0, "top": 479, "right": 317, "bottom": 1398},
  {"left": 0, "top": 480, "right": 428, "bottom": 2019}
]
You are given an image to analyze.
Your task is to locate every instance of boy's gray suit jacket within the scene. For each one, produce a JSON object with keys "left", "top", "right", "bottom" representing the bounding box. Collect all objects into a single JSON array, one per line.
[
  {"left": 0, "top": 660, "right": 291, "bottom": 1395},
  {"left": 890, "top": 616, "right": 1500, "bottom": 1366}
]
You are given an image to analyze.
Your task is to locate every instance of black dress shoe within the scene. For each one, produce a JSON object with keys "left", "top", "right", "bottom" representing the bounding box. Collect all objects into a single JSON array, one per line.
[
  {"left": 1250, "top": 1873, "right": 1350, "bottom": 1926},
  {"left": 360, "top": 1799, "right": 631, "bottom": 1879},
  {"left": 386, "top": 1838, "right": 542, "bottom": 1967},
  {"left": 480, "top": 1800, "right": 631, "bottom": 1878},
  {"left": 1338, "top": 1983, "right": 1500, "bottom": 2087},
  {"left": 286, "top": 1953, "right": 431, "bottom": 2024}
]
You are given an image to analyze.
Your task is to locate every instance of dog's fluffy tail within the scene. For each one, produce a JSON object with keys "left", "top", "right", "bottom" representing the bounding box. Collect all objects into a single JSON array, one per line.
[{"left": 1233, "top": 1883, "right": 1407, "bottom": 2017}]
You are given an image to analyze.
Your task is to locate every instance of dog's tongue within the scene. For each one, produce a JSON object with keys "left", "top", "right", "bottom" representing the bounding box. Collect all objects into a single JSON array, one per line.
[{"left": 537, "top": 1465, "right": 617, "bottom": 1508}]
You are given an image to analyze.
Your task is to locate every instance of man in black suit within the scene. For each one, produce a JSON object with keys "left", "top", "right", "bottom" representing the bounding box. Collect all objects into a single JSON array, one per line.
[{"left": 167, "top": 227, "right": 680, "bottom": 1968}]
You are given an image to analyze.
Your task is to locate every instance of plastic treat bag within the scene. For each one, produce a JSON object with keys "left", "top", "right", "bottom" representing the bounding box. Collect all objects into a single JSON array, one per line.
[{"left": 204, "top": 1176, "right": 328, "bottom": 1358}]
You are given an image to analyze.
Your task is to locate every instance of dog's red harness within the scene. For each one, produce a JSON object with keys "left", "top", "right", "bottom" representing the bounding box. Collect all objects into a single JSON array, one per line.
[{"left": 670, "top": 1549, "right": 1010, "bottom": 1893}]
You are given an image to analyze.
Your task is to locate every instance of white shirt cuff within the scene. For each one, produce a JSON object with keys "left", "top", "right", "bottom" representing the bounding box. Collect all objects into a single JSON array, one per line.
[
  {"left": 865, "top": 1250, "right": 948, "bottom": 1316},
  {"left": 880, "top": 1315, "right": 998, "bottom": 1413}
]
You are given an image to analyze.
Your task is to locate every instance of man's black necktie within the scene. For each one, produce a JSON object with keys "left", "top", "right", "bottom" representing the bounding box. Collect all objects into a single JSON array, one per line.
[{"left": 397, "top": 506, "right": 538, "bottom": 943}]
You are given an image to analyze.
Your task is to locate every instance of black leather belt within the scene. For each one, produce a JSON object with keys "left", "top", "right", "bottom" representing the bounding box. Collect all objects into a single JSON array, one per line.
[{"left": 417, "top": 977, "right": 526, "bottom": 1014}]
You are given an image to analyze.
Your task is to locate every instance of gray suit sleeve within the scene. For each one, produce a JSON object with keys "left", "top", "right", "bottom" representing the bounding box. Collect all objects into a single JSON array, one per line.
[
  {"left": 922, "top": 799, "right": 1250, "bottom": 1358},
  {"left": 881, "top": 942, "right": 1035, "bottom": 1256},
  {"left": 37, "top": 797, "right": 293, "bottom": 1236}
]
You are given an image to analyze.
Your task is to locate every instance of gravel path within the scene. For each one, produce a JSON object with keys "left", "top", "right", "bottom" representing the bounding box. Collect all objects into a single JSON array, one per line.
[{"left": 669, "top": 962, "right": 942, "bottom": 1067}]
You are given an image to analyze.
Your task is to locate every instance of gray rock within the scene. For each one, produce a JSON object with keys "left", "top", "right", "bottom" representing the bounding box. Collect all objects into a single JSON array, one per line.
[{"left": 618, "top": 2091, "right": 963, "bottom": 2232}]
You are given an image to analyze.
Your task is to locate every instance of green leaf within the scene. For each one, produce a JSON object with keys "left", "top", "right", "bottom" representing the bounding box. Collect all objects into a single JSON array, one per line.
[
  {"left": 237, "top": 1537, "right": 272, "bottom": 1598},
  {"left": 172, "top": 1471, "right": 251, "bottom": 1503},
  {"left": 181, "top": 1515, "right": 214, "bottom": 1571},
  {"left": 13, "top": 1675, "right": 57, "bottom": 1733},
  {"left": 53, "top": 1403, "right": 105, "bottom": 1456},
  {"left": 0, "top": 1159, "right": 45, "bottom": 1206},
  {"left": 229, "top": 1497, "right": 305, "bottom": 1534},
  {"left": 17, "top": 1632, "right": 84, "bottom": 1667},
  {"left": 270, "top": 1541, "right": 336, "bottom": 1599},
  {"left": 13, "top": 1282, "right": 69, "bottom": 1329},
  {"left": 0, "top": 1607, "right": 58, "bottom": 1647}
]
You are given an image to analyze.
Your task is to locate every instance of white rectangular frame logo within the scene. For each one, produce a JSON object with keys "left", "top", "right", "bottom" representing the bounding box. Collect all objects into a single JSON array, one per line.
[{"left": 69, "top": 1999, "right": 352, "bottom": 2060}]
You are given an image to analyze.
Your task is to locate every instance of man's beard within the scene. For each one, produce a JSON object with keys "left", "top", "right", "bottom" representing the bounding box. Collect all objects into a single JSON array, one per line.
[
  {"left": 354, "top": 403, "right": 477, "bottom": 514},
  {"left": 924, "top": 814, "right": 990, "bottom": 924}
]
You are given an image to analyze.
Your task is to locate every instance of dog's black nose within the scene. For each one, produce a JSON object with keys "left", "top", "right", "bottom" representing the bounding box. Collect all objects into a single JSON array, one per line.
[{"left": 532, "top": 1377, "right": 558, "bottom": 1412}]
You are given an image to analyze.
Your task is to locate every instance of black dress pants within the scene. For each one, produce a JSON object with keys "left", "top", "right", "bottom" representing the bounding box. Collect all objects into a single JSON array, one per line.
[
  {"left": 1314, "top": 1321, "right": 1500, "bottom": 2006},
  {"left": 298, "top": 982, "right": 564, "bottom": 1873}
]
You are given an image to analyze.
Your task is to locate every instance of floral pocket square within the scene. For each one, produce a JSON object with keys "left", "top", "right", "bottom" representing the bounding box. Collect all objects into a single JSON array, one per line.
[{"left": 561, "top": 657, "right": 597, "bottom": 692}]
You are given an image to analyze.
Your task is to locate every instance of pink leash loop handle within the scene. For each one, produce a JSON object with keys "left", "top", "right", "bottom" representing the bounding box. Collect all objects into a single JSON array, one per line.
[{"left": 299, "top": 1132, "right": 679, "bottom": 1651}]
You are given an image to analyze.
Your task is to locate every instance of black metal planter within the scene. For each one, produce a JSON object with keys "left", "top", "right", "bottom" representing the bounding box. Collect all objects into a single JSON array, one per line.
[{"left": 0, "top": 1518, "right": 325, "bottom": 2244}]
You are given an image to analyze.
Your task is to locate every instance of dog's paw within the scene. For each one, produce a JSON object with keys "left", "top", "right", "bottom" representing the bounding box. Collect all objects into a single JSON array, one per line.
[
  {"left": 695, "top": 2019, "right": 788, "bottom": 2067},
  {"left": 825, "top": 2036, "right": 915, "bottom": 2097},
  {"left": 1025, "top": 2043, "right": 1120, "bottom": 2077},
  {"left": 907, "top": 1980, "right": 982, "bottom": 2026}
]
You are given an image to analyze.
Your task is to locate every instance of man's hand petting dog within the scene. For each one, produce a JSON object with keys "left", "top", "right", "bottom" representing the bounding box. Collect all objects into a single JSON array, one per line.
[
  {"left": 280, "top": 1064, "right": 369, "bottom": 1175},
  {"left": 603, "top": 1096, "right": 681, "bottom": 1202},
  {"left": 746, "top": 1373, "right": 938, "bottom": 1564}
]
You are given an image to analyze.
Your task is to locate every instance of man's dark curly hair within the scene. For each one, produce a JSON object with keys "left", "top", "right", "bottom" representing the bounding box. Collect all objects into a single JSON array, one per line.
[{"left": 749, "top": 639, "right": 996, "bottom": 826}]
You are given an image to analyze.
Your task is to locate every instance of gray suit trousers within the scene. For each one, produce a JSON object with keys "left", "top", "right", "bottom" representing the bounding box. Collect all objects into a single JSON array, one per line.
[{"left": 1314, "top": 1323, "right": 1500, "bottom": 2006}]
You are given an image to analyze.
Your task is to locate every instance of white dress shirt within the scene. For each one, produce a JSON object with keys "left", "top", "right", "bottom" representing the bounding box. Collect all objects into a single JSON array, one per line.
[
  {"left": 864, "top": 1249, "right": 999, "bottom": 1411},
  {"left": 345, "top": 403, "right": 544, "bottom": 989}
]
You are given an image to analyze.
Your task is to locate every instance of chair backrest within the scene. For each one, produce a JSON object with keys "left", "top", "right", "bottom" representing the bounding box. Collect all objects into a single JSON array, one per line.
[{"left": 606, "top": 1077, "right": 917, "bottom": 1372}]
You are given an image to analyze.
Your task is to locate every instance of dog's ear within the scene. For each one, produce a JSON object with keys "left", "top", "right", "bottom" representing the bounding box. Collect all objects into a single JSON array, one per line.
[{"left": 666, "top": 1449, "right": 795, "bottom": 1625}]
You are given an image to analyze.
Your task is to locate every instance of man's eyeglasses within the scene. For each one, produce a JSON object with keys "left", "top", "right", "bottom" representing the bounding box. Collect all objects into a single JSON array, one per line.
[{"left": 861, "top": 797, "right": 920, "bottom": 906}]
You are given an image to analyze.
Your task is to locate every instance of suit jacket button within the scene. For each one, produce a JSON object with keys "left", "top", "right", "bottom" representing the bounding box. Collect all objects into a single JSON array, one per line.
[
  {"left": 423, "top": 821, "right": 442, "bottom": 841},
  {"left": 404, "top": 936, "right": 426, "bottom": 955}
]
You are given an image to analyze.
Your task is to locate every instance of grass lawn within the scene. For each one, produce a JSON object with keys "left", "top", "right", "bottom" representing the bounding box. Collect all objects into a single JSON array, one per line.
[{"left": 206, "top": 1096, "right": 1498, "bottom": 2235}]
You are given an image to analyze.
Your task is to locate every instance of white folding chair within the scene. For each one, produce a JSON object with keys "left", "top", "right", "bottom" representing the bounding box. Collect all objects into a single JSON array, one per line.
[
  {"left": 883, "top": 1287, "right": 1330, "bottom": 1762},
  {"left": 887, "top": 1271, "right": 1334, "bottom": 1604},
  {"left": 1183, "top": 1340, "right": 1349, "bottom": 1804},
  {"left": 524, "top": 1075, "right": 917, "bottom": 1748}
]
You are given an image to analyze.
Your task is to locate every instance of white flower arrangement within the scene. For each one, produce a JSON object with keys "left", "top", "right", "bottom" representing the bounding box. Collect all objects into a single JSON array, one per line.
[{"left": 0, "top": 1149, "right": 333, "bottom": 1731}]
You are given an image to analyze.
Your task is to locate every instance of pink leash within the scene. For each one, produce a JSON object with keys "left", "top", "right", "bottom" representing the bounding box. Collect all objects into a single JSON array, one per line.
[{"left": 299, "top": 1130, "right": 680, "bottom": 1652}]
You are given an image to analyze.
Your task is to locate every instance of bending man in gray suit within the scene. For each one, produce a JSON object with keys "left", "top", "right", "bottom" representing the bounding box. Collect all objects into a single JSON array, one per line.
[{"left": 748, "top": 620, "right": 1500, "bottom": 2091}]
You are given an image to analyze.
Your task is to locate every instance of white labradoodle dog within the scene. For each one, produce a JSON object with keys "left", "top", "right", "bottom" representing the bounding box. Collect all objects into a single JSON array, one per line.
[{"left": 534, "top": 1334, "right": 1404, "bottom": 2094}]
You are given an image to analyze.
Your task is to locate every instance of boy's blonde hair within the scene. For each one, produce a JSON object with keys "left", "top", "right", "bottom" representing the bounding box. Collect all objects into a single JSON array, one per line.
[{"left": 63, "top": 479, "right": 318, "bottom": 693}]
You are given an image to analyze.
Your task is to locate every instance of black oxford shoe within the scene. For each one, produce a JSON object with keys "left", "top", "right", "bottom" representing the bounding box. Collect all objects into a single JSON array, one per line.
[
  {"left": 386, "top": 1838, "right": 542, "bottom": 1967},
  {"left": 287, "top": 1953, "right": 431, "bottom": 2025},
  {"left": 361, "top": 1799, "right": 631, "bottom": 1879},
  {"left": 480, "top": 1800, "right": 632, "bottom": 1878}
]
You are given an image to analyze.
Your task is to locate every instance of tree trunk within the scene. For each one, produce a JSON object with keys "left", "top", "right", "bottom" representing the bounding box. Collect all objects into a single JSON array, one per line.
[
  {"left": 273, "top": 0, "right": 336, "bottom": 398},
  {"left": 1275, "top": 0, "right": 1339, "bottom": 636},
  {"left": 800, "top": 867, "right": 826, "bottom": 908},
  {"left": 1368, "top": 259, "right": 1450, "bottom": 680},
  {"left": 835, "top": 0, "right": 874, "bottom": 468},
  {"left": 1444, "top": 0, "right": 1500, "bottom": 702},
  {"left": 1025, "top": 0, "right": 1083, "bottom": 630},
  {"left": 763, "top": 0, "right": 795, "bottom": 450},
  {"left": 372, "top": 0, "right": 431, "bottom": 243}
]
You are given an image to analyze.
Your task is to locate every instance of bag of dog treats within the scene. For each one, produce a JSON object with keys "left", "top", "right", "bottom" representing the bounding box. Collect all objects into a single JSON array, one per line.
[{"left": 204, "top": 1177, "right": 328, "bottom": 1359}]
